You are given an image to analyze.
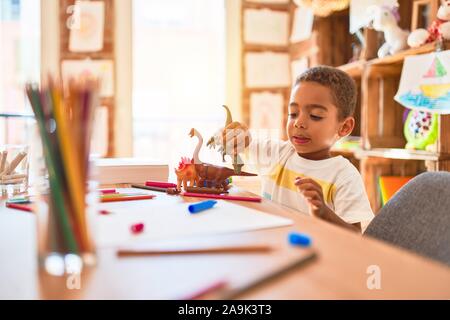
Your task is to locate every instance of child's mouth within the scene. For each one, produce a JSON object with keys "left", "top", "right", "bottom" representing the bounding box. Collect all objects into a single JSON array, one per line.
[{"left": 292, "top": 135, "right": 311, "bottom": 145}]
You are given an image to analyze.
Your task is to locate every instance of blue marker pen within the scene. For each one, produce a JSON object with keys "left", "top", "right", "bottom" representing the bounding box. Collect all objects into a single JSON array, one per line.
[
  {"left": 188, "top": 200, "right": 218, "bottom": 214},
  {"left": 288, "top": 232, "right": 312, "bottom": 247}
]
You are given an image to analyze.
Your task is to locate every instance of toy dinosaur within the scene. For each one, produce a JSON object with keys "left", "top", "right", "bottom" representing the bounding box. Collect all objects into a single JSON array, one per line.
[
  {"left": 191, "top": 128, "right": 256, "bottom": 191},
  {"left": 174, "top": 157, "right": 199, "bottom": 191},
  {"left": 206, "top": 105, "right": 250, "bottom": 174}
]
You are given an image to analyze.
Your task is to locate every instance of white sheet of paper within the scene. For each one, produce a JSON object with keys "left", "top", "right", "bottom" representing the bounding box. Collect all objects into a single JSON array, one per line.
[
  {"left": 69, "top": 1, "right": 105, "bottom": 52},
  {"left": 244, "top": 9, "right": 289, "bottom": 46},
  {"left": 349, "top": 0, "right": 398, "bottom": 33},
  {"left": 394, "top": 50, "right": 450, "bottom": 114},
  {"left": 290, "top": 6, "right": 314, "bottom": 43},
  {"left": 61, "top": 59, "right": 114, "bottom": 97},
  {"left": 245, "top": 52, "right": 291, "bottom": 88},
  {"left": 95, "top": 189, "right": 293, "bottom": 247},
  {"left": 0, "top": 214, "right": 38, "bottom": 299},
  {"left": 250, "top": 92, "right": 284, "bottom": 131}
]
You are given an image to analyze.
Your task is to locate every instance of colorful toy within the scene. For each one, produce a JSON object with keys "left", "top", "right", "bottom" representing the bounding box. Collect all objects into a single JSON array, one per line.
[
  {"left": 404, "top": 109, "right": 438, "bottom": 150},
  {"left": 174, "top": 157, "right": 199, "bottom": 191},
  {"left": 366, "top": 4, "right": 409, "bottom": 58},
  {"left": 207, "top": 105, "right": 251, "bottom": 174},
  {"left": 407, "top": 1, "right": 450, "bottom": 48},
  {"left": 175, "top": 128, "right": 256, "bottom": 193}
]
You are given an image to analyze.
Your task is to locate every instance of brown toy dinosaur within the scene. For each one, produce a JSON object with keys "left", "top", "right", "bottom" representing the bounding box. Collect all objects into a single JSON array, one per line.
[
  {"left": 190, "top": 128, "right": 256, "bottom": 190},
  {"left": 174, "top": 157, "right": 199, "bottom": 191},
  {"left": 206, "top": 105, "right": 250, "bottom": 174}
]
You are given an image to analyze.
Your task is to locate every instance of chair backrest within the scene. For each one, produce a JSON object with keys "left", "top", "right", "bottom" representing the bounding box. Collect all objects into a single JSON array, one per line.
[{"left": 364, "top": 171, "right": 450, "bottom": 266}]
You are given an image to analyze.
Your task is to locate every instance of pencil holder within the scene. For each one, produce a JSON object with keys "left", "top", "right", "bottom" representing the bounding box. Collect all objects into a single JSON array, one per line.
[
  {"left": 26, "top": 77, "right": 100, "bottom": 276},
  {"left": 0, "top": 144, "right": 29, "bottom": 197}
]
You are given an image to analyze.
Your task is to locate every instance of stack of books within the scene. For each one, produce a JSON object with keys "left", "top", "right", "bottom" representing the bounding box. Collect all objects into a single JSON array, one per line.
[{"left": 94, "top": 158, "right": 169, "bottom": 185}]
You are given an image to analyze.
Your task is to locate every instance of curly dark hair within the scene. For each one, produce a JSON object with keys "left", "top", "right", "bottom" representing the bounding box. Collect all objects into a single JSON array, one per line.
[{"left": 294, "top": 66, "right": 357, "bottom": 120}]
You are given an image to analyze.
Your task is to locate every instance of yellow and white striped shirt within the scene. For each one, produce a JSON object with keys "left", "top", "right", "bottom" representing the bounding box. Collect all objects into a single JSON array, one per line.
[{"left": 247, "top": 139, "right": 374, "bottom": 224}]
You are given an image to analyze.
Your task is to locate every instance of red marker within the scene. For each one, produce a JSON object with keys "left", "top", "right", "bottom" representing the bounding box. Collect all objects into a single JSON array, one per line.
[
  {"left": 6, "top": 203, "right": 34, "bottom": 213},
  {"left": 131, "top": 223, "right": 145, "bottom": 234},
  {"left": 145, "top": 181, "right": 177, "bottom": 188},
  {"left": 100, "top": 189, "right": 116, "bottom": 194}
]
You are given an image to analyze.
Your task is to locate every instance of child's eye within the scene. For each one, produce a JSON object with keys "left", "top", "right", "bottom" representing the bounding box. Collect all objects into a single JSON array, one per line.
[
  {"left": 288, "top": 113, "right": 298, "bottom": 118},
  {"left": 310, "top": 115, "right": 323, "bottom": 121}
]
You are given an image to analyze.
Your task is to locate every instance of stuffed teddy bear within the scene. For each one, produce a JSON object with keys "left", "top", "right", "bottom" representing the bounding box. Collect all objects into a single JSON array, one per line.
[
  {"left": 407, "top": 0, "right": 450, "bottom": 48},
  {"left": 366, "top": 4, "right": 409, "bottom": 58}
]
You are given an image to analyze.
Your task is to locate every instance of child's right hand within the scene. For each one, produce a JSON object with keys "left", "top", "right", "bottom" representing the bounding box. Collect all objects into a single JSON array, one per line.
[
  {"left": 209, "top": 122, "right": 252, "bottom": 156},
  {"left": 223, "top": 122, "right": 251, "bottom": 155}
]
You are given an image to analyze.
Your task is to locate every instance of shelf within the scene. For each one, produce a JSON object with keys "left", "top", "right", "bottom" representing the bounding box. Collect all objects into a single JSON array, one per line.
[
  {"left": 338, "top": 60, "right": 366, "bottom": 78},
  {"left": 354, "top": 148, "right": 450, "bottom": 161},
  {"left": 337, "top": 41, "right": 450, "bottom": 79},
  {"left": 369, "top": 41, "right": 449, "bottom": 67}
]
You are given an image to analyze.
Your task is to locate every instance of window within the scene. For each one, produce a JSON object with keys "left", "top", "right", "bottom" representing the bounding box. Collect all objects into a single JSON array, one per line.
[
  {"left": 0, "top": 0, "right": 40, "bottom": 144},
  {"left": 132, "top": 0, "right": 226, "bottom": 171}
]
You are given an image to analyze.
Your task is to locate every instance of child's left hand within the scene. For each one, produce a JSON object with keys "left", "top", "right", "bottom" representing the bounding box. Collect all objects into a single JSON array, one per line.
[{"left": 295, "top": 177, "right": 326, "bottom": 218}]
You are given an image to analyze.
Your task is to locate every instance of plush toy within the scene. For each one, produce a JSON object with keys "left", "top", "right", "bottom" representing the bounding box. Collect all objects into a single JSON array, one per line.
[
  {"left": 366, "top": 4, "right": 409, "bottom": 58},
  {"left": 408, "top": 0, "right": 450, "bottom": 48}
]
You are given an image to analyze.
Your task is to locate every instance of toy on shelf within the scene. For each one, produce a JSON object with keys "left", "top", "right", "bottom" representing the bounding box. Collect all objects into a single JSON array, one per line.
[
  {"left": 404, "top": 109, "right": 438, "bottom": 150},
  {"left": 206, "top": 105, "right": 251, "bottom": 174},
  {"left": 408, "top": 1, "right": 450, "bottom": 48},
  {"left": 366, "top": 4, "right": 409, "bottom": 58},
  {"left": 175, "top": 128, "right": 256, "bottom": 193}
]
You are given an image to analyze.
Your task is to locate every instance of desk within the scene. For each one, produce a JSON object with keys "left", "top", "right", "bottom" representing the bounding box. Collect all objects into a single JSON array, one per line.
[{"left": 1, "top": 186, "right": 450, "bottom": 299}]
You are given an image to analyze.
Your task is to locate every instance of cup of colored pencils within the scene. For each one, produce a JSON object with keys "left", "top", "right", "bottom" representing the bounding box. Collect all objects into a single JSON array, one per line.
[{"left": 26, "top": 76, "right": 99, "bottom": 276}]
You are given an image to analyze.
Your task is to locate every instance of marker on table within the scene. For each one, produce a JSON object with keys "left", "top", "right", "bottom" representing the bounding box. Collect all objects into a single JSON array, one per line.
[
  {"left": 99, "top": 188, "right": 116, "bottom": 194},
  {"left": 145, "top": 181, "right": 177, "bottom": 188},
  {"left": 288, "top": 232, "right": 312, "bottom": 247},
  {"left": 188, "top": 200, "right": 217, "bottom": 214}
]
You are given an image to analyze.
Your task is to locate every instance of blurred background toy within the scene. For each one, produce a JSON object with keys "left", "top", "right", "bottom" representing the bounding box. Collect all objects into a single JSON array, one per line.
[
  {"left": 404, "top": 109, "right": 438, "bottom": 150},
  {"left": 408, "top": 0, "right": 450, "bottom": 48},
  {"left": 366, "top": 3, "right": 409, "bottom": 58}
]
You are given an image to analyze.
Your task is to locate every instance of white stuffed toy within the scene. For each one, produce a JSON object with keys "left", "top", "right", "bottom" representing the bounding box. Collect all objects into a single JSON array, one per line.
[
  {"left": 366, "top": 4, "right": 409, "bottom": 58},
  {"left": 407, "top": 0, "right": 450, "bottom": 48}
]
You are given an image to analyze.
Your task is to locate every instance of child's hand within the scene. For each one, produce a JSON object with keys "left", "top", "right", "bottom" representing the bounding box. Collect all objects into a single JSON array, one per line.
[
  {"left": 223, "top": 122, "right": 251, "bottom": 155},
  {"left": 208, "top": 122, "right": 251, "bottom": 156},
  {"left": 295, "top": 177, "right": 326, "bottom": 218}
]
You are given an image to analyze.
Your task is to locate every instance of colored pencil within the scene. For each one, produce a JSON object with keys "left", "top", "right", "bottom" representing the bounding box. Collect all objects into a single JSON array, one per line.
[
  {"left": 117, "top": 244, "right": 272, "bottom": 256},
  {"left": 182, "top": 280, "right": 228, "bottom": 300}
]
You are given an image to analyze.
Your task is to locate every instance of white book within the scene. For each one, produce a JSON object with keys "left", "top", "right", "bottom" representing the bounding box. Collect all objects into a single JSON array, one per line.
[{"left": 94, "top": 158, "right": 169, "bottom": 185}]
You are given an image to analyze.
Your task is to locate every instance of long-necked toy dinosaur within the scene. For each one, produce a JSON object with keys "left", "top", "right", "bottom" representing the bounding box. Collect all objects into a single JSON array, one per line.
[
  {"left": 175, "top": 128, "right": 256, "bottom": 192},
  {"left": 206, "top": 105, "right": 250, "bottom": 174}
]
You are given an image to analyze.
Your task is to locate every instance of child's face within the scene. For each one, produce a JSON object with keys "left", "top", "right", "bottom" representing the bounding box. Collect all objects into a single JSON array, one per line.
[{"left": 286, "top": 81, "right": 354, "bottom": 160}]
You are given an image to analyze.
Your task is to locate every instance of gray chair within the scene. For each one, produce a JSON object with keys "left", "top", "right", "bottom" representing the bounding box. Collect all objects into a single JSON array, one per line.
[{"left": 364, "top": 171, "right": 450, "bottom": 266}]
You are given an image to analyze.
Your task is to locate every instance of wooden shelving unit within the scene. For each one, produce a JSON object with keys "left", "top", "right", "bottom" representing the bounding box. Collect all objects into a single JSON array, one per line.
[
  {"left": 343, "top": 40, "right": 450, "bottom": 211},
  {"left": 59, "top": 0, "right": 115, "bottom": 157},
  {"left": 240, "top": 1, "right": 448, "bottom": 212}
]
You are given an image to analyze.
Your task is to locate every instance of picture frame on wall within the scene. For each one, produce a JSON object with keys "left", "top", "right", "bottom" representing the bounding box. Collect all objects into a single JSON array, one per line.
[{"left": 411, "top": 0, "right": 439, "bottom": 31}]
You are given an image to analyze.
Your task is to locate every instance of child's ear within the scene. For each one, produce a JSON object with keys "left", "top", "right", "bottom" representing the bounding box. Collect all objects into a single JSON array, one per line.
[{"left": 338, "top": 117, "right": 355, "bottom": 138}]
